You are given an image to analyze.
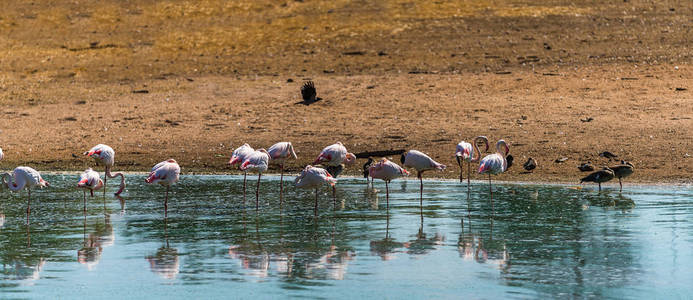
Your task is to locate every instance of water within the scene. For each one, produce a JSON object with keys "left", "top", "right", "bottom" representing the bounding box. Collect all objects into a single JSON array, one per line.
[{"left": 0, "top": 174, "right": 691, "bottom": 299}]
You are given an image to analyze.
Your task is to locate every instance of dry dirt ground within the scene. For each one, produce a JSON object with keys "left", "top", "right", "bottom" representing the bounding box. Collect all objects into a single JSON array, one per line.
[{"left": 0, "top": 0, "right": 691, "bottom": 184}]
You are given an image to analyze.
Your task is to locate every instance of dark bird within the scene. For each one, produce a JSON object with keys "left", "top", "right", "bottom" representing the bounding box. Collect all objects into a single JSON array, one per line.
[
  {"left": 599, "top": 151, "right": 618, "bottom": 160},
  {"left": 363, "top": 157, "right": 374, "bottom": 178},
  {"left": 610, "top": 160, "right": 634, "bottom": 193},
  {"left": 523, "top": 157, "right": 537, "bottom": 172},
  {"left": 301, "top": 81, "right": 317, "bottom": 102},
  {"left": 580, "top": 167, "right": 614, "bottom": 191},
  {"left": 325, "top": 164, "right": 344, "bottom": 179},
  {"left": 506, "top": 154, "right": 514, "bottom": 169},
  {"left": 578, "top": 162, "right": 594, "bottom": 172}
]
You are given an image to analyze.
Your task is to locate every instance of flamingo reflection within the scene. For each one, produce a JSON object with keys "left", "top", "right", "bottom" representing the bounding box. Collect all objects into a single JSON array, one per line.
[
  {"left": 78, "top": 213, "right": 115, "bottom": 270},
  {"left": 457, "top": 222, "right": 509, "bottom": 270},
  {"left": 146, "top": 220, "right": 179, "bottom": 279},
  {"left": 369, "top": 212, "right": 406, "bottom": 261}
]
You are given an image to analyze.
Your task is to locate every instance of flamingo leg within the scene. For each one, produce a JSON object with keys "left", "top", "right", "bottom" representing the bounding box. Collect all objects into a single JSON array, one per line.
[
  {"left": 619, "top": 178, "right": 622, "bottom": 193},
  {"left": 418, "top": 172, "right": 423, "bottom": 210},
  {"left": 255, "top": 173, "right": 261, "bottom": 211},
  {"left": 103, "top": 170, "right": 107, "bottom": 200},
  {"left": 332, "top": 186, "right": 336, "bottom": 209},
  {"left": 458, "top": 158, "right": 463, "bottom": 183},
  {"left": 279, "top": 164, "right": 284, "bottom": 204},
  {"left": 598, "top": 182, "right": 602, "bottom": 192},
  {"left": 488, "top": 174, "right": 494, "bottom": 214},
  {"left": 243, "top": 172, "right": 247, "bottom": 203},
  {"left": 385, "top": 180, "right": 390, "bottom": 210},
  {"left": 27, "top": 189, "right": 32, "bottom": 225},
  {"left": 83, "top": 191, "right": 87, "bottom": 214},
  {"left": 467, "top": 161, "right": 471, "bottom": 214},
  {"left": 164, "top": 186, "right": 169, "bottom": 219},
  {"left": 314, "top": 188, "right": 319, "bottom": 216}
]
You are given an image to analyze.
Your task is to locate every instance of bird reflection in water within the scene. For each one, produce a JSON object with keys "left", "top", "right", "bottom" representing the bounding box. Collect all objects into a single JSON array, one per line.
[
  {"left": 457, "top": 219, "right": 510, "bottom": 271},
  {"left": 146, "top": 219, "right": 179, "bottom": 279},
  {"left": 228, "top": 216, "right": 294, "bottom": 278},
  {"left": 304, "top": 218, "right": 354, "bottom": 280},
  {"left": 583, "top": 192, "right": 635, "bottom": 209},
  {"left": 370, "top": 211, "right": 406, "bottom": 260},
  {"left": 77, "top": 209, "right": 115, "bottom": 270},
  {"left": 404, "top": 213, "right": 445, "bottom": 256},
  {"left": 2, "top": 258, "right": 46, "bottom": 283}
]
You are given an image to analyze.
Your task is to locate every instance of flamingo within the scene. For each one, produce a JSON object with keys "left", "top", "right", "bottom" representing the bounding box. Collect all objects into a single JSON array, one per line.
[
  {"left": 455, "top": 136, "right": 489, "bottom": 212},
  {"left": 401, "top": 150, "right": 446, "bottom": 209},
  {"left": 294, "top": 165, "right": 337, "bottom": 215},
  {"left": 77, "top": 168, "right": 104, "bottom": 213},
  {"left": 240, "top": 149, "right": 270, "bottom": 210},
  {"left": 368, "top": 158, "right": 409, "bottom": 209},
  {"left": 314, "top": 142, "right": 356, "bottom": 200},
  {"left": 478, "top": 139, "right": 510, "bottom": 212},
  {"left": 84, "top": 144, "right": 126, "bottom": 196},
  {"left": 267, "top": 142, "right": 297, "bottom": 202},
  {"left": 1, "top": 167, "right": 50, "bottom": 224},
  {"left": 580, "top": 167, "right": 615, "bottom": 191},
  {"left": 455, "top": 136, "right": 489, "bottom": 182},
  {"left": 145, "top": 159, "right": 180, "bottom": 218},
  {"left": 610, "top": 160, "right": 634, "bottom": 192},
  {"left": 229, "top": 143, "right": 254, "bottom": 201}
]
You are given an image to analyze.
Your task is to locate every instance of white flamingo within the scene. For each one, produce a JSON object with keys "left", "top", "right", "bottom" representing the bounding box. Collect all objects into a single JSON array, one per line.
[
  {"left": 240, "top": 149, "right": 270, "bottom": 210},
  {"left": 145, "top": 159, "right": 181, "bottom": 218},
  {"left": 368, "top": 158, "right": 409, "bottom": 209},
  {"left": 401, "top": 150, "right": 446, "bottom": 209},
  {"left": 267, "top": 142, "right": 297, "bottom": 201},
  {"left": 84, "top": 144, "right": 126, "bottom": 196},
  {"left": 478, "top": 140, "right": 510, "bottom": 211},
  {"left": 313, "top": 142, "right": 356, "bottom": 199},
  {"left": 313, "top": 142, "right": 356, "bottom": 167},
  {"left": 294, "top": 165, "right": 337, "bottom": 215},
  {"left": 77, "top": 168, "right": 104, "bottom": 213},
  {"left": 1, "top": 167, "right": 50, "bottom": 224},
  {"left": 455, "top": 136, "right": 489, "bottom": 211},
  {"left": 229, "top": 143, "right": 254, "bottom": 200}
]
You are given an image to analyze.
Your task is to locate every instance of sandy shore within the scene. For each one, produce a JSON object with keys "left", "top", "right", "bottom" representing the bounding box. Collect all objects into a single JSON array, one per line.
[{"left": 1, "top": 0, "right": 691, "bottom": 184}]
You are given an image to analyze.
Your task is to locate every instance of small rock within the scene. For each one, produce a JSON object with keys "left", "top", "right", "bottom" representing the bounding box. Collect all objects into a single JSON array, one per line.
[
  {"left": 287, "top": 78, "right": 294, "bottom": 83},
  {"left": 555, "top": 157, "right": 568, "bottom": 163},
  {"left": 580, "top": 117, "right": 594, "bottom": 122}
]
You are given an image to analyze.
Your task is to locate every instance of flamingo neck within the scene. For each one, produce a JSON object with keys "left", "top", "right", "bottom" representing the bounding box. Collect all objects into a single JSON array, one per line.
[
  {"left": 2, "top": 173, "right": 25, "bottom": 191},
  {"left": 105, "top": 167, "right": 126, "bottom": 195}
]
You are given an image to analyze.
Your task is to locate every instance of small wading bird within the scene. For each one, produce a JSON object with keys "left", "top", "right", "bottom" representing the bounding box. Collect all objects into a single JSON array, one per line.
[
  {"left": 84, "top": 144, "right": 126, "bottom": 196},
  {"left": 229, "top": 143, "right": 254, "bottom": 201},
  {"left": 580, "top": 167, "right": 614, "bottom": 191},
  {"left": 363, "top": 157, "right": 374, "bottom": 186},
  {"left": 478, "top": 140, "right": 510, "bottom": 212},
  {"left": 578, "top": 162, "right": 594, "bottom": 172},
  {"left": 523, "top": 157, "right": 537, "bottom": 172},
  {"left": 401, "top": 150, "right": 446, "bottom": 209},
  {"left": 240, "top": 149, "right": 271, "bottom": 210},
  {"left": 368, "top": 158, "right": 409, "bottom": 209},
  {"left": 294, "top": 165, "right": 337, "bottom": 215},
  {"left": 1, "top": 167, "right": 50, "bottom": 224},
  {"left": 145, "top": 159, "right": 180, "bottom": 218},
  {"left": 301, "top": 81, "right": 318, "bottom": 103},
  {"left": 267, "top": 142, "right": 297, "bottom": 202},
  {"left": 610, "top": 160, "right": 634, "bottom": 192},
  {"left": 77, "top": 168, "right": 104, "bottom": 213},
  {"left": 314, "top": 142, "right": 356, "bottom": 199}
]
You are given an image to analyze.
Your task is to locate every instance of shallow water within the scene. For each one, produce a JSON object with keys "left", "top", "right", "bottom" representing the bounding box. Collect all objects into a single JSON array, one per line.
[{"left": 0, "top": 174, "right": 691, "bottom": 299}]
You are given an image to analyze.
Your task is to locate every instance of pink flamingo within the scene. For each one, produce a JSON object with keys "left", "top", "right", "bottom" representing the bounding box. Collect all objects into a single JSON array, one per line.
[
  {"left": 84, "top": 144, "right": 126, "bottom": 196},
  {"left": 77, "top": 168, "right": 104, "bottom": 213},
  {"left": 455, "top": 136, "right": 490, "bottom": 210},
  {"left": 145, "top": 159, "right": 181, "bottom": 218},
  {"left": 401, "top": 150, "right": 446, "bottom": 209},
  {"left": 478, "top": 140, "right": 510, "bottom": 211},
  {"left": 240, "top": 149, "right": 270, "bottom": 210},
  {"left": 1, "top": 167, "right": 50, "bottom": 224},
  {"left": 229, "top": 143, "right": 254, "bottom": 201},
  {"left": 314, "top": 142, "right": 356, "bottom": 199},
  {"left": 294, "top": 165, "right": 337, "bottom": 215},
  {"left": 267, "top": 142, "right": 297, "bottom": 201},
  {"left": 368, "top": 158, "right": 409, "bottom": 209}
]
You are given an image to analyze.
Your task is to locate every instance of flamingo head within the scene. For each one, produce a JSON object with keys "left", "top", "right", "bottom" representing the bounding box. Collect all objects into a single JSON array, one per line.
[
  {"left": 84, "top": 149, "right": 102, "bottom": 157},
  {"left": 344, "top": 153, "right": 356, "bottom": 165},
  {"left": 40, "top": 179, "right": 50, "bottom": 188}
]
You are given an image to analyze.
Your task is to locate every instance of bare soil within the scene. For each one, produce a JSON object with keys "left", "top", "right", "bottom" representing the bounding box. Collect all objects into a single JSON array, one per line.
[{"left": 1, "top": 0, "right": 692, "bottom": 184}]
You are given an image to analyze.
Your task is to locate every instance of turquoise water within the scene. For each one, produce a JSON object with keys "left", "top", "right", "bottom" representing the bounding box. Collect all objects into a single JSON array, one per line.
[{"left": 0, "top": 174, "right": 691, "bottom": 299}]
